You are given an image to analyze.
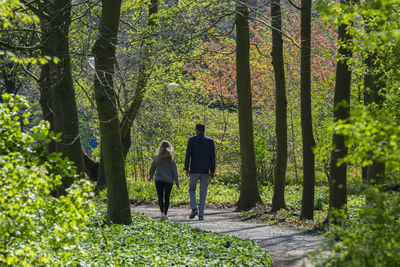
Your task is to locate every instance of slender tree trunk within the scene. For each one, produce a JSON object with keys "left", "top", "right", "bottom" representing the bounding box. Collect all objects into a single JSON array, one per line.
[
  {"left": 367, "top": 161, "right": 385, "bottom": 185},
  {"left": 95, "top": 145, "right": 107, "bottom": 191},
  {"left": 362, "top": 55, "right": 373, "bottom": 183},
  {"left": 39, "top": 0, "right": 84, "bottom": 195},
  {"left": 328, "top": 1, "right": 352, "bottom": 216},
  {"left": 271, "top": 0, "right": 287, "bottom": 211},
  {"left": 93, "top": 0, "right": 132, "bottom": 225},
  {"left": 289, "top": 110, "right": 299, "bottom": 183},
  {"left": 39, "top": 62, "right": 56, "bottom": 154},
  {"left": 364, "top": 55, "right": 385, "bottom": 185},
  {"left": 236, "top": 0, "right": 262, "bottom": 210},
  {"left": 300, "top": 0, "right": 316, "bottom": 220}
]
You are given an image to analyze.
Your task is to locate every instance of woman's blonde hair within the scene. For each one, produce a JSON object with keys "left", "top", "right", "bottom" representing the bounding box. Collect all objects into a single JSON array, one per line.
[{"left": 156, "top": 140, "right": 174, "bottom": 163}]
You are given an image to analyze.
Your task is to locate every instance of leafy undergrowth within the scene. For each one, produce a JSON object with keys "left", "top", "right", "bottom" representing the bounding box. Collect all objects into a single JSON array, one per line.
[
  {"left": 124, "top": 178, "right": 240, "bottom": 208},
  {"left": 315, "top": 190, "right": 400, "bottom": 267},
  {"left": 101, "top": 175, "right": 367, "bottom": 235},
  {"left": 123, "top": 179, "right": 365, "bottom": 233},
  {"left": 239, "top": 185, "right": 365, "bottom": 233},
  {"left": 72, "top": 207, "right": 271, "bottom": 266}
]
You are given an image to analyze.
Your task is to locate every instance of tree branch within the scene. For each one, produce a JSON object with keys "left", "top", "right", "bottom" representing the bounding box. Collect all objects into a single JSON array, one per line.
[
  {"left": 21, "top": 64, "right": 39, "bottom": 82},
  {"left": 0, "top": 40, "right": 41, "bottom": 51},
  {"left": 287, "top": 0, "right": 301, "bottom": 10}
]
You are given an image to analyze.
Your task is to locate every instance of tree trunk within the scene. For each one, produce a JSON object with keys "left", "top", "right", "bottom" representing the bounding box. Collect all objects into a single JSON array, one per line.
[
  {"left": 364, "top": 55, "right": 386, "bottom": 185},
  {"left": 300, "top": 0, "right": 316, "bottom": 220},
  {"left": 271, "top": 0, "right": 287, "bottom": 211},
  {"left": 95, "top": 145, "right": 106, "bottom": 191},
  {"left": 328, "top": 2, "right": 352, "bottom": 216},
  {"left": 367, "top": 161, "right": 385, "bottom": 185},
  {"left": 95, "top": 0, "right": 160, "bottom": 190},
  {"left": 39, "top": 62, "right": 56, "bottom": 154},
  {"left": 235, "top": 0, "right": 262, "bottom": 210},
  {"left": 93, "top": 0, "right": 132, "bottom": 225},
  {"left": 39, "top": 0, "right": 85, "bottom": 195},
  {"left": 83, "top": 153, "right": 99, "bottom": 181}
]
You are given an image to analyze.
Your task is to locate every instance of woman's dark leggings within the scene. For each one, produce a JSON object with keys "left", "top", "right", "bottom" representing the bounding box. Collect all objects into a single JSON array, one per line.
[{"left": 155, "top": 181, "right": 173, "bottom": 214}]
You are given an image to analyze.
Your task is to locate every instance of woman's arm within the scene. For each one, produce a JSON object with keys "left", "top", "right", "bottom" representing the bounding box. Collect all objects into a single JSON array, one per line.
[
  {"left": 149, "top": 157, "right": 157, "bottom": 180},
  {"left": 171, "top": 159, "right": 179, "bottom": 188}
]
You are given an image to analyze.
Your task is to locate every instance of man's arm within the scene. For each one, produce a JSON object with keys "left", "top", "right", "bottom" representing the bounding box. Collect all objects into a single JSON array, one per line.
[
  {"left": 184, "top": 138, "right": 191, "bottom": 175},
  {"left": 210, "top": 139, "right": 216, "bottom": 175}
]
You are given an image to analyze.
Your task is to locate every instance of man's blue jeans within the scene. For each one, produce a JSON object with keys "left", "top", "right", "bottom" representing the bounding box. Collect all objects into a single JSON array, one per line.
[{"left": 189, "top": 173, "right": 210, "bottom": 217}]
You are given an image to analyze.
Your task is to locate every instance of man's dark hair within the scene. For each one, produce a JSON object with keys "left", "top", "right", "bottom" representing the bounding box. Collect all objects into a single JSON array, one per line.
[{"left": 196, "top": 123, "right": 205, "bottom": 132}]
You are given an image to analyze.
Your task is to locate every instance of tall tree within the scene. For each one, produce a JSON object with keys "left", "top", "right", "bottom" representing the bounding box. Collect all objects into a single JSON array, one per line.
[
  {"left": 38, "top": 0, "right": 85, "bottom": 194},
  {"left": 300, "top": 0, "right": 316, "bottom": 220},
  {"left": 271, "top": 0, "right": 287, "bottom": 211},
  {"left": 95, "top": 0, "right": 160, "bottom": 190},
  {"left": 328, "top": 0, "right": 352, "bottom": 217},
  {"left": 93, "top": 0, "right": 132, "bottom": 225},
  {"left": 235, "top": 0, "right": 262, "bottom": 210}
]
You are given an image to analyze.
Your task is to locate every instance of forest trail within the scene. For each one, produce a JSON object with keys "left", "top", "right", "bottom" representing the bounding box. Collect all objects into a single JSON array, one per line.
[{"left": 131, "top": 205, "right": 327, "bottom": 267}]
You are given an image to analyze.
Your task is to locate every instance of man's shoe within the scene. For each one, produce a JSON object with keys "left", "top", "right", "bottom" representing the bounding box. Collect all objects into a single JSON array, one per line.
[
  {"left": 189, "top": 209, "right": 198, "bottom": 219},
  {"left": 198, "top": 216, "right": 204, "bottom": 221}
]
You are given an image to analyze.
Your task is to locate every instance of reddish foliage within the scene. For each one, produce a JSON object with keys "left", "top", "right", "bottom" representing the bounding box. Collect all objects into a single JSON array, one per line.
[{"left": 185, "top": 7, "right": 337, "bottom": 110}]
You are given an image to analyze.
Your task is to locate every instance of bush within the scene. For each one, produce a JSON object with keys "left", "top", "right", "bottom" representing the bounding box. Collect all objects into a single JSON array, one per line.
[
  {"left": 0, "top": 94, "right": 94, "bottom": 265},
  {"left": 316, "top": 189, "right": 400, "bottom": 267}
]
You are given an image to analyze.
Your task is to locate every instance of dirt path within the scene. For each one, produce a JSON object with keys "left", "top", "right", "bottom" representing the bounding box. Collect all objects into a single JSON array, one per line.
[{"left": 131, "top": 205, "right": 327, "bottom": 267}]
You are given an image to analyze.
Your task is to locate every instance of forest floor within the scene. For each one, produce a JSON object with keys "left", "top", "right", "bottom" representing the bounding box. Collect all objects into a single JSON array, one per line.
[{"left": 131, "top": 204, "right": 328, "bottom": 267}]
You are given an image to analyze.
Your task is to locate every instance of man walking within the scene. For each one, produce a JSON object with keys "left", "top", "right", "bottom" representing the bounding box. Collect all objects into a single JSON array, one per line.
[{"left": 185, "top": 123, "right": 216, "bottom": 221}]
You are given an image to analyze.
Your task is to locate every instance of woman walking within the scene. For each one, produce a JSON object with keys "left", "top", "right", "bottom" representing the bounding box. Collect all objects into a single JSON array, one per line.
[{"left": 149, "top": 140, "right": 180, "bottom": 221}]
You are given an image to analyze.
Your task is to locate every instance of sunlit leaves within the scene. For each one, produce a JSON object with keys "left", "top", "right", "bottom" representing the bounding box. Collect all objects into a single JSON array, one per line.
[
  {"left": 71, "top": 207, "right": 271, "bottom": 266},
  {"left": 0, "top": 94, "right": 94, "bottom": 265}
]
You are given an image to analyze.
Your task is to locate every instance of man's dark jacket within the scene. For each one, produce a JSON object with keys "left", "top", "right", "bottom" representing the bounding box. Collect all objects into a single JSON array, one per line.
[{"left": 184, "top": 133, "right": 216, "bottom": 174}]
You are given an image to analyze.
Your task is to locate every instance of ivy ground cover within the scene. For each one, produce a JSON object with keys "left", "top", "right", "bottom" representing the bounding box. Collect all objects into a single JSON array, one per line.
[{"left": 72, "top": 209, "right": 271, "bottom": 266}]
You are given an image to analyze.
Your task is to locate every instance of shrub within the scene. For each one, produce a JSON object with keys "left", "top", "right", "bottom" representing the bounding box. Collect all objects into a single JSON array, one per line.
[
  {"left": 316, "top": 189, "right": 400, "bottom": 267},
  {"left": 0, "top": 94, "right": 94, "bottom": 265}
]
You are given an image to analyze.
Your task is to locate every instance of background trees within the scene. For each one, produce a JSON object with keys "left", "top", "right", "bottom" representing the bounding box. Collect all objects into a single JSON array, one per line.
[{"left": 2, "top": 0, "right": 399, "bottom": 233}]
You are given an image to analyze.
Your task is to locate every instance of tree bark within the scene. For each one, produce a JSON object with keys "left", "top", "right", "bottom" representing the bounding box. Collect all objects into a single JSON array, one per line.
[
  {"left": 328, "top": 1, "right": 352, "bottom": 216},
  {"left": 300, "top": 0, "right": 316, "bottom": 220},
  {"left": 93, "top": 0, "right": 132, "bottom": 225},
  {"left": 235, "top": 0, "right": 262, "bottom": 210},
  {"left": 271, "top": 0, "right": 287, "bottom": 211},
  {"left": 364, "top": 55, "right": 385, "bottom": 185},
  {"left": 39, "top": 0, "right": 85, "bottom": 195},
  {"left": 95, "top": 0, "right": 160, "bottom": 190}
]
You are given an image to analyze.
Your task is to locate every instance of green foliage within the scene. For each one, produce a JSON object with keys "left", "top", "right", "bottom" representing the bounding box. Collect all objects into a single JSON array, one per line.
[
  {"left": 124, "top": 178, "right": 240, "bottom": 207},
  {"left": 314, "top": 0, "right": 400, "bottom": 264},
  {"left": 72, "top": 206, "right": 271, "bottom": 266},
  {"left": 0, "top": 94, "right": 94, "bottom": 265},
  {"left": 317, "top": 0, "right": 400, "bottom": 175},
  {"left": 316, "top": 190, "right": 400, "bottom": 267},
  {"left": 335, "top": 104, "right": 400, "bottom": 172},
  {"left": 0, "top": 0, "right": 55, "bottom": 64}
]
